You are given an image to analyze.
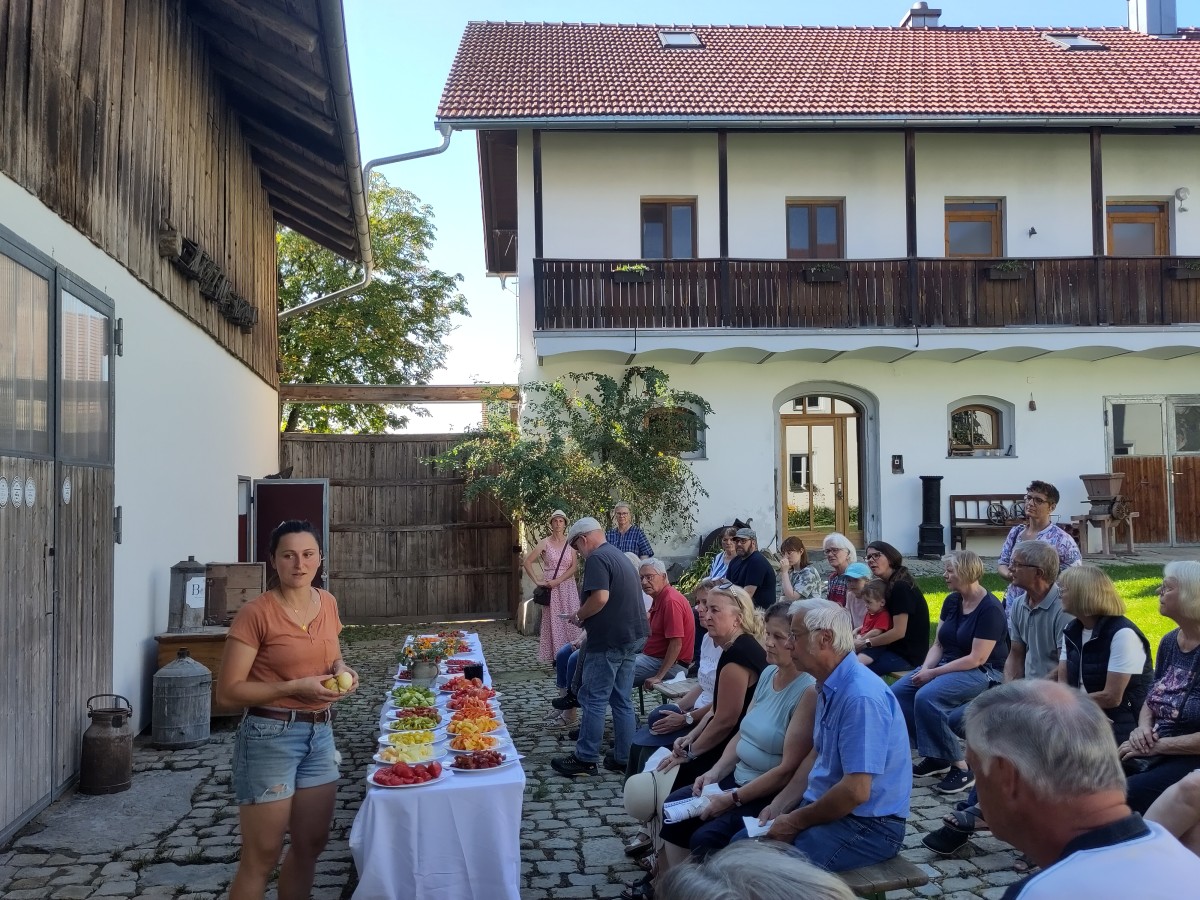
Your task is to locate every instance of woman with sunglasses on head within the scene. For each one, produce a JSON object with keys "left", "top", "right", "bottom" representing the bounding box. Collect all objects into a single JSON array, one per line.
[
  {"left": 997, "top": 480, "right": 1081, "bottom": 617},
  {"left": 217, "top": 520, "right": 358, "bottom": 900},
  {"left": 857, "top": 541, "right": 931, "bottom": 677}
]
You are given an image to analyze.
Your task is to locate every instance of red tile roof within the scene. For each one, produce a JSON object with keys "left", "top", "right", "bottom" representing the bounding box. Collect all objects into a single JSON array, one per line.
[{"left": 437, "top": 23, "right": 1200, "bottom": 123}]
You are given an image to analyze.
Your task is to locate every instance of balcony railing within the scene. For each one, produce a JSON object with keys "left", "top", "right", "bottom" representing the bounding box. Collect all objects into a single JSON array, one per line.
[{"left": 533, "top": 257, "right": 1200, "bottom": 330}]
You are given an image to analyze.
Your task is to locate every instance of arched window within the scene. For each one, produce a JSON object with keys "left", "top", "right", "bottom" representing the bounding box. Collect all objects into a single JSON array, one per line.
[
  {"left": 947, "top": 397, "right": 1014, "bottom": 457},
  {"left": 646, "top": 405, "right": 706, "bottom": 459}
]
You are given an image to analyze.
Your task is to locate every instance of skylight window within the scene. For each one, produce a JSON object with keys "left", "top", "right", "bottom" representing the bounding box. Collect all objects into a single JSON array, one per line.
[
  {"left": 658, "top": 30, "right": 702, "bottom": 48},
  {"left": 1045, "top": 33, "right": 1107, "bottom": 51}
]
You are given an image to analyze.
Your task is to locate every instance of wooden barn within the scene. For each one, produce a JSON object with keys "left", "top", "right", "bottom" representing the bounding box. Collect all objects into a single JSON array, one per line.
[{"left": 0, "top": 0, "right": 367, "bottom": 842}]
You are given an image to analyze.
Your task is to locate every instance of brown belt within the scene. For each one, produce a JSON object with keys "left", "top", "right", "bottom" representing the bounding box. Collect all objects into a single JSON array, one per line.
[{"left": 247, "top": 706, "right": 334, "bottom": 724}]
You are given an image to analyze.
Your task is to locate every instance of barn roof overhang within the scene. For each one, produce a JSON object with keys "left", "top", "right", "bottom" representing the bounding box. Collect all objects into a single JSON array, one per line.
[{"left": 185, "top": 0, "right": 369, "bottom": 264}]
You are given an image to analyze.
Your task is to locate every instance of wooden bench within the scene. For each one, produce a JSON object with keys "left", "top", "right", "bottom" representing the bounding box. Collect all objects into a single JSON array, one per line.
[
  {"left": 949, "top": 494, "right": 1025, "bottom": 549},
  {"left": 841, "top": 855, "right": 930, "bottom": 899}
]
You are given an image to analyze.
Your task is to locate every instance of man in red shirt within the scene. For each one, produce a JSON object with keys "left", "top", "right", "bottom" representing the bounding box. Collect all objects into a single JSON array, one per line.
[{"left": 634, "top": 558, "right": 695, "bottom": 690}]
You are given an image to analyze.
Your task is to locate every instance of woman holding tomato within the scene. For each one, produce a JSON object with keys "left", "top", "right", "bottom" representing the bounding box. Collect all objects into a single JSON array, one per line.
[{"left": 217, "top": 520, "right": 358, "bottom": 900}]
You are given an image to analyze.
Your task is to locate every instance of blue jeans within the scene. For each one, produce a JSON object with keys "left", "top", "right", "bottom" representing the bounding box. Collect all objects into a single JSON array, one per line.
[
  {"left": 633, "top": 653, "right": 685, "bottom": 688},
  {"left": 555, "top": 642, "right": 580, "bottom": 691},
  {"left": 860, "top": 647, "right": 915, "bottom": 676},
  {"left": 576, "top": 639, "right": 641, "bottom": 764},
  {"left": 890, "top": 666, "right": 995, "bottom": 764},
  {"left": 231, "top": 714, "right": 338, "bottom": 805},
  {"left": 730, "top": 808, "right": 905, "bottom": 872}
]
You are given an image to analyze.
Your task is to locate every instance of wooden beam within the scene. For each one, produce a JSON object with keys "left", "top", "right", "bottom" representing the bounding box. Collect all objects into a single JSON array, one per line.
[
  {"left": 250, "top": 144, "right": 348, "bottom": 200},
  {"left": 533, "top": 130, "right": 543, "bottom": 258},
  {"left": 211, "top": 54, "right": 336, "bottom": 139},
  {"left": 279, "top": 384, "right": 520, "bottom": 404},
  {"left": 194, "top": 0, "right": 319, "bottom": 52},
  {"left": 190, "top": 9, "right": 330, "bottom": 103},
  {"left": 274, "top": 211, "right": 359, "bottom": 259},
  {"left": 267, "top": 191, "right": 354, "bottom": 242},
  {"left": 241, "top": 119, "right": 345, "bottom": 174},
  {"left": 236, "top": 107, "right": 344, "bottom": 167},
  {"left": 260, "top": 170, "right": 350, "bottom": 220},
  {"left": 717, "top": 130, "right": 728, "bottom": 257}
]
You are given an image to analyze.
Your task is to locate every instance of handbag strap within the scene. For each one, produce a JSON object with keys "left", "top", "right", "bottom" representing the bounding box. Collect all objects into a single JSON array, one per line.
[{"left": 546, "top": 541, "right": 569, "bottom": 579}]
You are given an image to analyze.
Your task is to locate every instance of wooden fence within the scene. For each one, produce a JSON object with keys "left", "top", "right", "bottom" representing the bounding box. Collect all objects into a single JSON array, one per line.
[{"left": 280, "top": 434, "right": 519, "bottom": 624}]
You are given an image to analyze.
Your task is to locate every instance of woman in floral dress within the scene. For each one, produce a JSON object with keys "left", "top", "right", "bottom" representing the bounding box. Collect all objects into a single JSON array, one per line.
[{"left": 522, "top": 509, "right": 582, "bottom": 663}]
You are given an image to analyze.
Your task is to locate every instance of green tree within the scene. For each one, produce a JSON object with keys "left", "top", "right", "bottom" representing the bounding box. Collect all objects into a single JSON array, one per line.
[
  {"left": 433, "top": 367, "right": 711, "bottom": 546},
  {"left": 278, "top": 173, "right": 468, "bottom": 432}
]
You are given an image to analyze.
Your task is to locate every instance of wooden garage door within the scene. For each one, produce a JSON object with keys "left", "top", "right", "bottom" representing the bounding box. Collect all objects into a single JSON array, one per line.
[{"left": 280, "top": 434, "right": 519, "bottom": 623}]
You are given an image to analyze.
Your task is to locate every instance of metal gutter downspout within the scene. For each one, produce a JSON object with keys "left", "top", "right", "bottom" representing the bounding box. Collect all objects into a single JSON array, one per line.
[{"left": 279, "top": 2, "right": 454, "bottom": 322}]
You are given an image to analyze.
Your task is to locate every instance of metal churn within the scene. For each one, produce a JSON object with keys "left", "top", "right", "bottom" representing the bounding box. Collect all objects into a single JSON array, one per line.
[
  {"left": 79, "top": 694, "right": 133, "bottom": 795},
  {"left": 152, "top": 648, "right": 212, "bottom": 749}
]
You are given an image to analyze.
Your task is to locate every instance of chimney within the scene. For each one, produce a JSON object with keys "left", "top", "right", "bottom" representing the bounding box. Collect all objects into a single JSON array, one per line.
[
  {"left": 900, "top": 2, "right": 942, "bottom": 28},
  {"left": 1128, "top": 0, "right": 1178, "bottom": 36}
]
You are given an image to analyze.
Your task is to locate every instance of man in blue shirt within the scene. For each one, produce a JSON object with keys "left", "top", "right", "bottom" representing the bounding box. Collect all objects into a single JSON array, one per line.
[
  {"left": 759, "top": 599, "right": 911, "bottom": 870},
  {"left": 605, "top": 502, "right": 653, "bottom": 558}
]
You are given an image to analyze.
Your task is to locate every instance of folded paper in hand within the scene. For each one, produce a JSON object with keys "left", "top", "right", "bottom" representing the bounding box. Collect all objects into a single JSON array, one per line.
[
  {"left": 662, "top": 784, "right": 728, "bottom": 825},
  {"left": 741, "top": 815, "right": 773, "bottom": 839}
]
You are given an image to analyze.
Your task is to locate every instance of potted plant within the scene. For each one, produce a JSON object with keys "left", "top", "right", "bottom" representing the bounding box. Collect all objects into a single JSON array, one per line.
[
  {"left": 984, "top": 259, "right": 1030, "bottom": 281},
  {"left": 1167, "top": 260, "right": 1200, "bottom": 280},
  {"left": 611, "top": 263, "right": 652, "bottom": 283},
  {"left": 802, "top": 262, "right": 846, "bottom": 283},
  {"left": 398, "top": 637, "right": 448, "bottom": 686}
]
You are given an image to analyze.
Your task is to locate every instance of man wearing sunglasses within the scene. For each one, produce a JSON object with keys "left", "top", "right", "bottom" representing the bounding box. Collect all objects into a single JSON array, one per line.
[{"left": 727, "top": 527, "right": 777, "bottom": 611}]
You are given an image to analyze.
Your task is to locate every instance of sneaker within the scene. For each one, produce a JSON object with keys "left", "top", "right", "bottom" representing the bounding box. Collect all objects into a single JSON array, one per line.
[
  {"left": 567, "top": 728, "right": 580, "bottom": 741},
  {"left": 603, "top": 752, "right": 627, "bottom": 773},
  {"left": 934, "top": 768, "right": 976, "bottom": 794},
  {"left": 552, "top": 692, "right": 581, "bottom": 710},
  {"left": 913, "top": 757, "right": 952, "bottom": 778},
  {"left": 551, "top": 754, "right": 597, "bottom": 777},
  {"left": 922, "top": 825, "right": 972, "bottom": 856}
]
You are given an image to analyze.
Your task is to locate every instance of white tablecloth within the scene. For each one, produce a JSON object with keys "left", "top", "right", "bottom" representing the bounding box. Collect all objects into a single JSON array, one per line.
[{"left": 350, "top": 633, "right": 525, "bottom": 900}]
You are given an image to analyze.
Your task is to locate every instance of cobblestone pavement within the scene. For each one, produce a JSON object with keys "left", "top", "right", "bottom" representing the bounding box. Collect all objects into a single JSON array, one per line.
[{"left": 2, "top": 621, "right": 1038, "bottom": 899}]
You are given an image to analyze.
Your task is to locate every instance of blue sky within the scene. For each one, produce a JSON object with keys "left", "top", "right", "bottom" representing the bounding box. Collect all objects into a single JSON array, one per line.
[{"left": 342, "top": 1, "right": 1199, "bottom": 430}]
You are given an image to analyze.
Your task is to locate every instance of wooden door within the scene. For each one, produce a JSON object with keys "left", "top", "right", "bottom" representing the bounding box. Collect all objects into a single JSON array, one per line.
[
  {"left": 780, "top": 412, "right": 863, "bottom": 549},
  {"left": 1109, "top": 400, "right": 1170, "bottom": 544}
]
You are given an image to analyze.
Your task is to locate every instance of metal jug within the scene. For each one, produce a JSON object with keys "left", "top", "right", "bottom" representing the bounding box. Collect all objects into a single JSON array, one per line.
[{"left": 79, "top": 694, "right": 133, "bottom": 795}]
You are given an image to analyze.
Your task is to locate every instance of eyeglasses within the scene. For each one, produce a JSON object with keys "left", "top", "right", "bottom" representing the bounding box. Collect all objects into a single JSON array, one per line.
[
  {"left": 1011, "top": 562, "right": 1041, "bottom": 572},
  {"left": 713, "top": 580, "right": 735, "bottom": 592},
  {"left": 823, "top": 548, "right": 846, "bottom": 557},
  {"left": 638, "top": 573, "right": 657, "bottom": 582},
  {"left": 1023, "top": 495, "right": 1050, "bottom": 506},
  {"left": 865, "top": 552, "right": 883, "bottom": 561}
]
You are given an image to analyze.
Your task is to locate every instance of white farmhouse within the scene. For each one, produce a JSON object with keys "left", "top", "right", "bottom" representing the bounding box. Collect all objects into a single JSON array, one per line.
[{"left": 439, "top": 2, "right": 1200, "bottom": 560}]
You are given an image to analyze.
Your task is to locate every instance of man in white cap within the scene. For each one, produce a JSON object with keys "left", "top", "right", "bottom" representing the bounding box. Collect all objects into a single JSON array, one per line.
[{"left": 551, "top": 516, "right": 649, "bottom": 777}]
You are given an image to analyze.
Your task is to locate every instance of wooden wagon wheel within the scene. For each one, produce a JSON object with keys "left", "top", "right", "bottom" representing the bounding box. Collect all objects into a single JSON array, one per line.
[{"left": 987, "top": 502, "right": 1009, "bottom": 526}]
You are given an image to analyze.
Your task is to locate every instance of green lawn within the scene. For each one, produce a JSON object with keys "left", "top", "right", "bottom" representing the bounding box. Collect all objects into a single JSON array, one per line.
[{"left": 915, "top": 564, "right": 1170, "bottom": 658}]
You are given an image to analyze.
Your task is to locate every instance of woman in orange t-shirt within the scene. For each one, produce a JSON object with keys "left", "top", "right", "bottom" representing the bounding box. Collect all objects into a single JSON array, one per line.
[{"left": 217, "top": 520, "right": 358, "bottom": 900}]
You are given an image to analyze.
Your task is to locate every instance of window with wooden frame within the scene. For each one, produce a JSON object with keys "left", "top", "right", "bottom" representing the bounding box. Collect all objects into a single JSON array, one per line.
[
  {"left": 0, "top": 248, "right": 52, "bottom": 456},
  {"left": 1106, "top": 202, "right": 1168, "bottom": 256},
  {"left": 641, "top": 199, "right": 696, "bottom": 259},
  {"left": 646, "top": 405, "right": 705, "bottom": 459},
  {"left": 945, "top": 200, "right": 1003, "bottom": 257},
  {"left": 786, "top": 200, "right": 844, "bottom": 259},
  {"left": 949, "top": 404, "right": 1001, "bottom": 452}
]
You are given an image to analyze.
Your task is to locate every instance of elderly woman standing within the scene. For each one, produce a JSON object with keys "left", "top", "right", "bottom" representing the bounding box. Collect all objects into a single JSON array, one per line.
[
  {"left": 1121, "top": 561, "right": 1200, "bottom": 813},
  {"left": 997, "top": 480, "right": 1081, "bottom": 615},
  {"left": 856, "top": 541, "right": 931, "bottom": 676},
  {"left": 523, "top": 509, "right": 581, "bottom": 665},
  {"left": 821, "top": 532, "right": 857, "bottom": 609},
  {"left": 1056, "top": 565, "right": 1152, "bottom": 745},
  {"left": 891, "top": 550, "right": 1007, "bottom": 795}
]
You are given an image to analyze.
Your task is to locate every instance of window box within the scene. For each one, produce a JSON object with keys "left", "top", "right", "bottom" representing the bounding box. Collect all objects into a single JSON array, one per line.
[
  {"left": 983, "top": 264, "right": 1028, "bottom": 281},
  {"left": 802, "top": 265, "right": 845, "bottom": 284},
  {"left": 1167, "top": 265, "right": 1200, "bottom": 281},
  {"left": 611, "top": 268, "right": 652, "bottom": 283}
]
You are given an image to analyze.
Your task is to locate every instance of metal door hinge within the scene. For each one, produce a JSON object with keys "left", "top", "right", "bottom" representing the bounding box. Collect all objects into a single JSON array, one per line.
[
  {"left": 114, "top": 505, "right": 123, "bottom": 544},
  {"left": 114, "top": 318, "right": 124, "bottom": 357}
]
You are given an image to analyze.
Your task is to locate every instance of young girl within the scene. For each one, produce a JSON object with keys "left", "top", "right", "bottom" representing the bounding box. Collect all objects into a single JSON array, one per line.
[
  {"left": 856, "top": 579, "right": 892, "bottom": 646},
  {"left": 842, "top": 561, "right": 873, "bottom": 630}
]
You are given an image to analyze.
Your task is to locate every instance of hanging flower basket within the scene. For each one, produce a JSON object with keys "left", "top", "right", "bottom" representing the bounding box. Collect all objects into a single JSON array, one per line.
[{"left": 803, "top": 265, "right": 845, "bottom": 284}]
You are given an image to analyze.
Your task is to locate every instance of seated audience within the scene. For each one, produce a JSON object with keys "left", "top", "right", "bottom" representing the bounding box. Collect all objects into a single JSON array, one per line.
[
  {"left": 857, "top": 542, "right": 930, "bottom": 676},
  {"left": 891, "top": 550, "right": 1007, "bottom": 796},
  {"left": 1146, "top": 770, "right": 1200, "bottom": 856},
  {"left": 1121, "top": 561, "right": 1200, "bottom": 814},
  {"left": 842, "top": 561, "right": 872, "bottom": 630},
  {"left": 1056, "top": 565, "right": 1152, "bottom": 745},
  {"left": 635, "top": 559, "right": 695, "bottom": 689},
  {"left": 820, "top": 533, "right": 857, "bottom": 610},
  {"left": 780, "top": 537, "right": 823, "bottom": 602},
  {"left": 707, "top": 527, "right": 738, "bottom": 581},
  {"left": 656, "top": 840, "right": 854, "bottom": 900},
  {"left": 854, "top": 579, "right": 890, "bottom": 644},
  {"left": 965, "top": 680, "right": 1200, "bottom": 897},
  {"left": 654, "top": 602, "right": 817, "bottom": 880},
  {"left": 750, "top": 600, "right": 911, "bottom": 872},
  {"left": 727, "top": 529, "right": 776, "bottom": 610}
]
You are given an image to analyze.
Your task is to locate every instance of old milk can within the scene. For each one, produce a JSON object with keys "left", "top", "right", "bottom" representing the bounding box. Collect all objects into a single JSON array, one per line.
[
  {"left": 152, "top": 648, "right": 212, "bottom": 749},
  {"left": 79, "top": 694, "right": 133, "bottom": 795}
]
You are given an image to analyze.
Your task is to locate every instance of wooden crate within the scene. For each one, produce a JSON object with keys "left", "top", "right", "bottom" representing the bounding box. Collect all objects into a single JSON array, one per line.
[
  {"left": 205, "top": 562, "right": 265, "bottom": 625},
  {"left": 155, "top": 629, "right": 241, "bottom": 717}
]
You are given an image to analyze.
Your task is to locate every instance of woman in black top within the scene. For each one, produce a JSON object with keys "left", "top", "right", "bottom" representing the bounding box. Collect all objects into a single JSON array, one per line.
[{"left": 857, "top": 541, "right": 931, "bottom": 676}]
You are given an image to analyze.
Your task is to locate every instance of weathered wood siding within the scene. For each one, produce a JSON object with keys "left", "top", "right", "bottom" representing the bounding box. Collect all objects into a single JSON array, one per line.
[
  {"left": 0, "top": 0, "right": 278, "bottom": 384},
  {"left": 281, "top": 434, "right": 520, "bottom": 624}
]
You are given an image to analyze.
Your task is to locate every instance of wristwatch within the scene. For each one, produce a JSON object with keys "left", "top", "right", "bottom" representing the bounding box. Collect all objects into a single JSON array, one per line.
[
  {"left": 864, "top": 638, "right": 872, "bottom": 648},
  {"left": 684, "top": 712, "right": 694, "bottom": 726},
  {"left": 732, "top": 790, "right": 743, "bottom": 808}
]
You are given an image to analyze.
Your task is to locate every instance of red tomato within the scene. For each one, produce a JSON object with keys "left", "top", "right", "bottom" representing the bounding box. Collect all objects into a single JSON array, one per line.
[{"left": 429, "top": 761, "right": 442, "bottom": 778}]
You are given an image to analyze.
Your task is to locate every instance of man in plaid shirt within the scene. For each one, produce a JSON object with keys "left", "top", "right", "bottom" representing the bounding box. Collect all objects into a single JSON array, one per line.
[{"left": 606, "top": 502, "right": 653, "bottom": 559}]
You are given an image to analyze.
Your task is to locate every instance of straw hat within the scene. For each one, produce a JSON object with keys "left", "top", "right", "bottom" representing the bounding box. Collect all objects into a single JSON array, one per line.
[
  {"left": 549, "top": 509, "right": 568, "bottom": 523},
  {"left": 623, "top": 766, "right": 677, "bottom": 823}
]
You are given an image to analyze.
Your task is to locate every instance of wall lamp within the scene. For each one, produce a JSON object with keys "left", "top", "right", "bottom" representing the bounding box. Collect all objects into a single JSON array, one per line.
[
  {"left": 1027, "top": 227, "right": 1038, "bottom": 237},
  {"left": 1177, "top": 187, "right": 1190, "bottom": 213}
]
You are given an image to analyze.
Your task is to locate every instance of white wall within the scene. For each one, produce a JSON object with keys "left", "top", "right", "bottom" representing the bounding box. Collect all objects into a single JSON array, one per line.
[
  {"left": 0, "top": 174, "right": 279, "bottom": 731},
  {"left": 1105, "top": 134, "right": 1200, "bottom": 253}
]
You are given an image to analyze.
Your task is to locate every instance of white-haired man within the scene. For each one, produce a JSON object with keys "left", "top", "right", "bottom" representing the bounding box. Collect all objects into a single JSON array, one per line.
[
  {"left": 634, "top": 558, "right": 695, "bottom": 691},
  {"left": 743, "top": 599, "right": 910, "bottom": 871},
  {"left": 966, "top": 680, "right": 1200, "bottom": 898}
]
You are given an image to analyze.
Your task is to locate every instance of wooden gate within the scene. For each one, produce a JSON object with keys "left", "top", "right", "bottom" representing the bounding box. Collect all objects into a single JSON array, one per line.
[{"left": 280, "top": 434, "right": 519, "bottom": 624}]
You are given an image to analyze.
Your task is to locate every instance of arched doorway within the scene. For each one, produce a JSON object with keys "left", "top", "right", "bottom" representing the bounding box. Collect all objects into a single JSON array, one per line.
[{"left": 778, "top": 393, "right": 865, "bottom": 548}]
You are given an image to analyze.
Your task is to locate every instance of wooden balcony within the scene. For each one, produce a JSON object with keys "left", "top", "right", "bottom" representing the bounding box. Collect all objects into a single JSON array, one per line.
[{"left": 533, "top": 258, "right": 1200, "bottom": 331}]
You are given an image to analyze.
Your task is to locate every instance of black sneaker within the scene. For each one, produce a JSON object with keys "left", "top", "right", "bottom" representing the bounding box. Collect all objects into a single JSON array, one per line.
[
  {"left": 934, "top": 768, "right": 975, "bottom": 794},
  {"left": 912, "top": 757, "right": 952, "bottom": 777},
  {"left": 552, "top": 691, "right": 581, "bottom": 710},
  {"left": 567, "top": 727, "right": 579, "bottom": 741},
  {"left": 922, "top": 825, "right": 972, "bottom": 856},
  {"left": 551, "top": 754, "right": 597, "bottom": 777},
  {"left": 603, "top": 752, "right": 627, "bottom": 773}
]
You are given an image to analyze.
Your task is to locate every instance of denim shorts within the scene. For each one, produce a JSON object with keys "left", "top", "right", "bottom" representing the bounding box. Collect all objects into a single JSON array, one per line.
[{"left": 231, "top": 713, "right": 340, "bottom": 805}]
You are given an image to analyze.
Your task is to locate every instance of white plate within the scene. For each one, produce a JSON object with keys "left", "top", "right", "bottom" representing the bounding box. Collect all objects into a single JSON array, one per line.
[
  {"left": 367, "top": 767, "right": 453, "bottom": 789},
  {"left": 378, "top": 732, "right": 450, "bottom": 747},
  {"left": 447, "top": 751, "right": 524, "bottom": 773},
  {"left": 444, "top": 734, "right": 514, "bottom": 753},
  {"left": 373, "top": 747, "right": 448, "bottom": 765},
  {"left": 386, "top": 709, "right": 446, "bottom": 724}
]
